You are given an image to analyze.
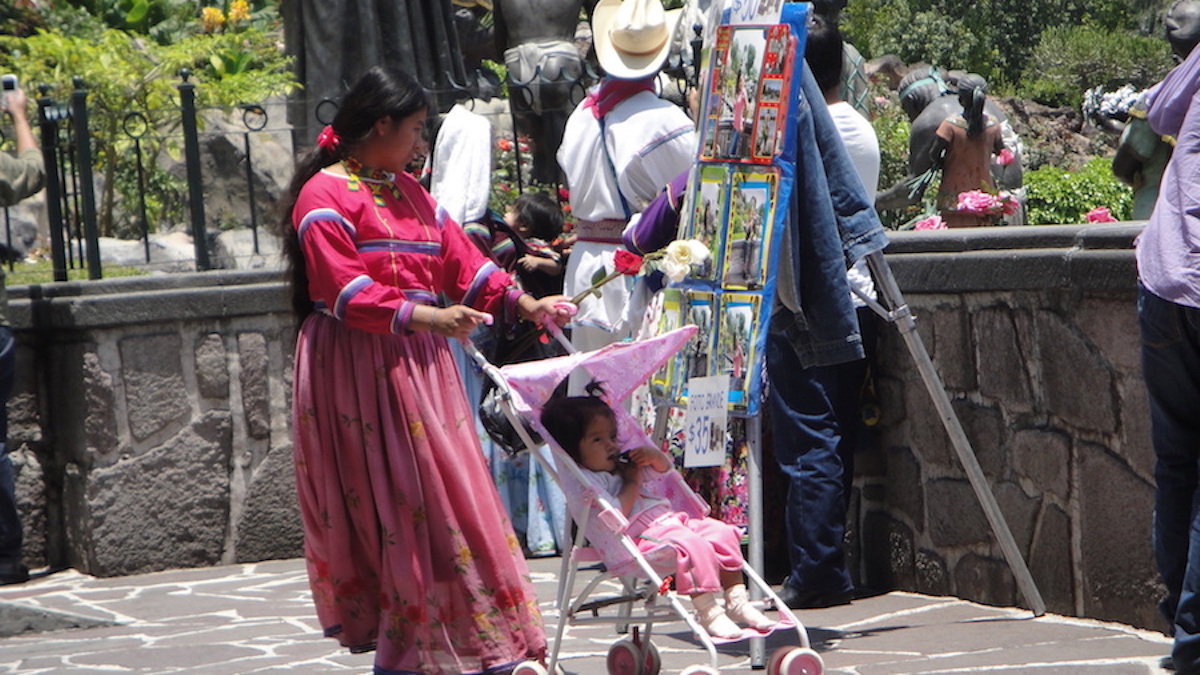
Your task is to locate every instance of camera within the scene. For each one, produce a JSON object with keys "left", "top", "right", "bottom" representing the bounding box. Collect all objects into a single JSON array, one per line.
[{"left": 0, "top": 74, "right": 16, "bottom": 112}]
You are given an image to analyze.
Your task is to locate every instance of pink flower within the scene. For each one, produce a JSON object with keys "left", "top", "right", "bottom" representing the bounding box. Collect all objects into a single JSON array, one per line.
[
  {"left": 996, "top": 148, "right": 1015, "bottom": 166},
  {"left": 914, "top": 215, "right": 946, "bottom": 230},
  {"left": 997, "top": 191, "right": 1020, "bottom": 216},
  {"left": 1086, "top": 206, "right": 1117, "bottom": 223},
  {"left": 956, "top": 190, "right": 998, "bottom": 215}
]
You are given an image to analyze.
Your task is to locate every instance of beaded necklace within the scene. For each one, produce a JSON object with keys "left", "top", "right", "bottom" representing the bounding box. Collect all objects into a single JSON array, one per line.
[{"left": 342, "top": 156, "right": 403, "bottom": 207}]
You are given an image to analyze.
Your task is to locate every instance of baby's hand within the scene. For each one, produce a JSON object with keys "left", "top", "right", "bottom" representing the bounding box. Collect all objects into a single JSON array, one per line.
[{"left": 626, "top": 446, "right": 671, "bottom": 473}]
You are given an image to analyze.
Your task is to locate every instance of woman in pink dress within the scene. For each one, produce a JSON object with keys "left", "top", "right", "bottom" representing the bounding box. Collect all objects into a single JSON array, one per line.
[{"left": 278, "top": 65, "right": 570, "bottom": 674}]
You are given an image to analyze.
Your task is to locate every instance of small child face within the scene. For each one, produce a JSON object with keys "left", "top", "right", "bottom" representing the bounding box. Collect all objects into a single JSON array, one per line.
[
  {"left": 505, "top": 209, "right": 532, "bottom": 238},
  {"left": 578, "top": 413, "right": 621, "bottom": 473}
]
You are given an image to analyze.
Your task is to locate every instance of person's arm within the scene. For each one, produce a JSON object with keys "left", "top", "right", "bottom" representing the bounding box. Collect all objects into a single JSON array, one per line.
[
  {"left": 623, "top": 170, "right": 689, "bottom": 254},
  {"left": 1148, "top": 48, "right": 1200, "bottom": 137},
  {"left": 0, "top": 85, "right": 45, "bottom": 206}
]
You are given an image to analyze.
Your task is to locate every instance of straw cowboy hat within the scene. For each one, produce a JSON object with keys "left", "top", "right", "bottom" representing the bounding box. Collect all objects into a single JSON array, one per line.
[{"left": 592, "top": 0, "right": 682, "bottom": 80}]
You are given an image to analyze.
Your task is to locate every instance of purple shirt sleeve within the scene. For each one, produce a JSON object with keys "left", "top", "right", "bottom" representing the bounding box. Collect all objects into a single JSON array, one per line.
[
  {"left": 1147, "top": 48, "right": 1200, "bottom": 138},
  {"left": 622, "top": 170, "right": 690, "bottom": 255}
]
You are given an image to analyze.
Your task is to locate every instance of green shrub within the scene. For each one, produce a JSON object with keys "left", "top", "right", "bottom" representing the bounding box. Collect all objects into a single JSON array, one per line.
[
  {"left": 1020, "top": 24, "right": 1173, "bottom": 108},
  {"left": 1023, "top": 157, "right": 1133, "bottom": 225}
]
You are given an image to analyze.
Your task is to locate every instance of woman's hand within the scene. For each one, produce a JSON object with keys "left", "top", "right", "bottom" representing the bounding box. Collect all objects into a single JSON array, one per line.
[
  {"left": 517, "top": 295, "right": 575, "bottom": 327},
  {"left": 429, "top": 305, "right": 492, "bottom": 340}
]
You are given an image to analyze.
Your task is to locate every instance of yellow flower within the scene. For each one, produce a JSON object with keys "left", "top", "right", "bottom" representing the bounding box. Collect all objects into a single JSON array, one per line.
[
  {"left": 200, "top": 6, "right": 226, "bottom": 32},
  {"left": 228, "top": 0, "right": 251, "bottom": 24}
]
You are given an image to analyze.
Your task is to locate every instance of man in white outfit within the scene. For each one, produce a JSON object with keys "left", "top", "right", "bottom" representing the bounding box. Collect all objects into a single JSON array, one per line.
[{"left": 557, "top": 0, "right": 697, "bottom": 360}]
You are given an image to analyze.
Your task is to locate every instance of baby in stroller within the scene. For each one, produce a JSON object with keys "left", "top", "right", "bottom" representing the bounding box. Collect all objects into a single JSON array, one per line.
[{"left": 541, "top": 383, "right": 776, "bottom": 639}]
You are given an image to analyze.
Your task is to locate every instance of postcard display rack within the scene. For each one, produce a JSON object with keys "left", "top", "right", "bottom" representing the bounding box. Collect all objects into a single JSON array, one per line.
[{"left": 649, "top": 4, "right": 1044, "bottom": 662}]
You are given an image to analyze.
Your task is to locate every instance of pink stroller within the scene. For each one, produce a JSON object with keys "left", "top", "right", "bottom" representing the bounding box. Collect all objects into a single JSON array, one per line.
[{"left": 465, "top": 323, "right": 824, "bottom": 675}]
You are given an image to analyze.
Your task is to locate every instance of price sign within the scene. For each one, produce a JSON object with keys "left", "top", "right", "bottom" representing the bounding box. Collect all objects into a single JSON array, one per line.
[{"left": 683, "top": 376, "right": 730, "bottom": 467}]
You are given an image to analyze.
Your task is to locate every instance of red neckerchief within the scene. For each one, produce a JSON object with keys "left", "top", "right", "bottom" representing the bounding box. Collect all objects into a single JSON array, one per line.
[{"left": 583, "top": 76, "right": 657, "bottom": 119}]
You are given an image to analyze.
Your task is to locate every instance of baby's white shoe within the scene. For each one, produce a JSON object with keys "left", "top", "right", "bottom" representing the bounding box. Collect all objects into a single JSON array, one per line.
[
  {"left": 725, "top": 584, "right": 776, "bottom": 631},
  {"left": 692, "top": 592, "right": 742, "bottom": 639}
]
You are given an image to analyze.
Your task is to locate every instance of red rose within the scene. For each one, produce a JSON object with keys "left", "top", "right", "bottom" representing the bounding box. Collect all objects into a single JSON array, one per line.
[
  {"left": 613, "top": 250, "right": 643, "bottom": 276},
  {"left": 497, "top": 138, "right": 513, "bottom": 152}
]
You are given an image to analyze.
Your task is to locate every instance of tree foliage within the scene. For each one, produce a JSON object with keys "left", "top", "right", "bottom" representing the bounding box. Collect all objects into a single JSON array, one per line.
[
  {"left": 0, "top": 1, "right": 294, "bottom": 236},
  {"left": 1020, "top": 25, "right": 1173, "bottom": 107},
  {"left": 841, "top": 0, "right": 1172, "bottom": 92}
]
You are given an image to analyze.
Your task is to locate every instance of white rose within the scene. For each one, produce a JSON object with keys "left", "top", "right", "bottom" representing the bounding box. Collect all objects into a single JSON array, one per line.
[
  {"left": 661, "top": 258, "right": 690, "bottom": 283},
  {"left": 665, "top": 240, "right": 697, "bottom": 266},
  {"left": 685, "top": 239, "right": 710, "bottom": 264}
]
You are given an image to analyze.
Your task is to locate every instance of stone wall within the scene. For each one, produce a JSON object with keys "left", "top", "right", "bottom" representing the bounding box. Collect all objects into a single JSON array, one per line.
[
  {"left": 855, "top": 224, "right": 1161, "bottom": 632},
  {"left": 11, "top": 271, "right": 301, "bottom": 576},
  {"left": 9, "top": 224, "right": 1163, "bottom": 633}
]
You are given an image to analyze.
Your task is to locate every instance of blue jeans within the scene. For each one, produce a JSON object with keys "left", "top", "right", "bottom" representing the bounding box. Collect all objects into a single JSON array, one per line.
[
  {"left": 0, "top": 325, "right": 19, "bottom": 566},
  {"left": 1141, "top": 285, "right": 1200, "bottom": 672},
  {"left": 767, "top": 306, "right": 875, "bottom": 595}
]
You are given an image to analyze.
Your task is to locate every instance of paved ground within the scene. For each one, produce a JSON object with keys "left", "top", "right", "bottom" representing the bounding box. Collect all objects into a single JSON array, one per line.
[{"left": 0, "top": 556, "right": 1175, "bottom": 674}]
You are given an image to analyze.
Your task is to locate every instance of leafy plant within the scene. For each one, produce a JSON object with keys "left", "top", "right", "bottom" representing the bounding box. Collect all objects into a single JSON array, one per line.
[
  {"left": 1020, "top": 24, "right": 1173, "bottom": 108},
  {"left": 0, "top": 20, "right": 295, "bottom": 236},
  {"left": 1023, "top": 157, "right": 1133, "bottom": 225}
]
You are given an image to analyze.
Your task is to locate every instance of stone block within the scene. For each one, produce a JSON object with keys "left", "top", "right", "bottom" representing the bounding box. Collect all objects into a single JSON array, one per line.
[
  {"left": 234, "top": 442, "right": 303, "bottom": 563},
  {"left": 886, "top": 445, "right": 924, "bottom": 526},
  {"left": 994, "top": 480, "right": 1041, "bottom": 557},
  {"left": 1077, "top": 441, "right": 1161, "bottom": 629},
  {"left": 931, "top": 304, "right": 976, "bottom": 392},
  {"left": 1030, "top": 503, "right": 1074, "bottom": 617},
  {"left": 953, "top": 553, "right": 1017, "bottom": 607},
  {"left": 194, "top": 334, "right": 229, "bottom": 400},
  {"left": 237, "top": 333, "right": 270, "bottom": 440},
  {"left": 1074, "top": 296, "right": 1140, "bottom": 374},
  {"left": 903, "top": 380, "right": 958, "bottom": 470},
  {"left": 951, "top": 399, "right": 1006, "bottom": 480},
  {"left": 1037, "top": 311, "right": 1116, "bottom": 433},
  {"left": 1118, "top": 376, "right": 1153, "bottom": 482},
  {"left": 1010, "top": 428, "right": 1070, "bottom": 501},
  {"left": 83, "top": 411, "right": 233, "bottom": 576},
  {"left": 119, "top": 334, "right": 191, "bottom": 442},
  {"left": 874, "top": 374, "right": 907, "bottom": 428},
  {"left": 862, "top": 512, "right": 914, "bottom": 590},
  {"left": 914, "top": 548, "right": 950, "bottom": 595},
  {"left": 973, "top": 306, "right": 1033, "bottom": 411},
  {"left": 928, "top": 478, "right": 990, "bottom": 548},
  {"left": 14, "top": 449, "right": 45, "bottom": 570},
  {"left": 81, "top": 353, "right": 118, "bottom": 461}
]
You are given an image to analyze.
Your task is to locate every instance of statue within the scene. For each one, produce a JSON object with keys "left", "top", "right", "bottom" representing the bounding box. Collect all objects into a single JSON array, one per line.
[
  {"left": 1112, "top": 0, "right": 1200, "bottom": 219},
  {"left": 876, "top": 65, "right": 1024, "bottom": 221},
  {"left": 495, "top": 0, "right": 592, "bottom": 185},
  {"left": 281, "top": 1, "right": 469, "bottom": 144}
]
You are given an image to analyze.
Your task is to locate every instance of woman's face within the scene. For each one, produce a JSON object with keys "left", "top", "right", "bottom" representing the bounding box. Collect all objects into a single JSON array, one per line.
[
  {"left": 371, "top": 110, "right": 428, "bottom": 174},
  {"left": 577, "top": 413, "right": 620, "bottom": 473}
]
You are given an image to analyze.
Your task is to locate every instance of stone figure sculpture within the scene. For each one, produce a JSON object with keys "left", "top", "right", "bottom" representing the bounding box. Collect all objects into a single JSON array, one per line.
[
  {"left": 281, "top": 1, "right": 468, "bottom": 144},
  {"left": 1112, "top": 0, "right": 1200, "bottom": 219},
  {"left": 876, "top": 66, "right": 1023, "bottom": 217},
  {"left": 496, "top": 0, "right": 591, "bottom": 185}
]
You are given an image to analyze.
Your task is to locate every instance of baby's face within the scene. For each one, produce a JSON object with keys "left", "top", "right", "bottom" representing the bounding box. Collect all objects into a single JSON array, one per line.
[
  {"left": 505, "top": 209, "right": 532, "bottom": 238},
  {"left": 578, "top": 414, "right": 620, "bottom": 473}
]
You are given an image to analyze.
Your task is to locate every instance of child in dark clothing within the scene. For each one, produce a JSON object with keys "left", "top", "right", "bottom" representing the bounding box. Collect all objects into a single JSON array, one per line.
[{"left": 506, "top": 192, "right": 565, "bottom": 295}]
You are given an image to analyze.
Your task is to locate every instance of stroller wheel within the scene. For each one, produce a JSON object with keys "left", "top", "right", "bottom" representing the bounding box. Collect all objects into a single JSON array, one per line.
[
  {"left": 512, "top": 662, "right": 548, "bottom": 675},
  {"left": 679, "top": 666, "right": 720, "bottom": 674},
  {"left": 642, "top": 640, "right": 661, "bottom": 675},
  {"left": 770, "top": 646, "right": 823, "bottom": 675},
  {"left": 607, "top": 638, "right": 645, "bottom": 675}
]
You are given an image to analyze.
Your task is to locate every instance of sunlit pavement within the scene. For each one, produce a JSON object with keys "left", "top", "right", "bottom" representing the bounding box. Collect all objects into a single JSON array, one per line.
[{"left": 0, "top": 556, "right": 1173, "bottom": 673}]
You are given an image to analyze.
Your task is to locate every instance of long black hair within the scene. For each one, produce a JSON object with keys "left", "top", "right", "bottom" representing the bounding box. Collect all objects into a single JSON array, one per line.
[
  {"left": 540, "top": 381, "right": 614, "bottom": 464},
  {"left": 956, "top": 73, "right": 988, "bottom": 139},
  {"left": 276, "top": 65, "right": 433, "bottom": 320}
]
